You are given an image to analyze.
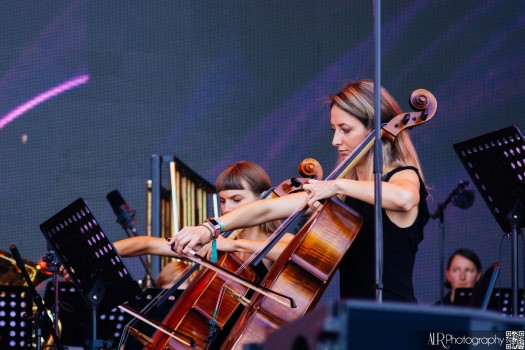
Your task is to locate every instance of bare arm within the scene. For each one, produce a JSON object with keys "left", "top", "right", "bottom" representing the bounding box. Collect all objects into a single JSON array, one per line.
[
  {"left": 303, "top": 169, "right": 420, "bottom": 211},
  {"left": 114, "top": 236, "right": 179, "bottom": 258},
  {"left": 60, "top": 236, "right": 180, "bottom": 281},
  {"left": 170, "top": 191, "right": 307, "bottom": 255},
  {"left": 303, "top": 168, "right": 421, "bottom": 227},
  {"left": 199, "top": 233, "right": 294, "bottom": 262}
]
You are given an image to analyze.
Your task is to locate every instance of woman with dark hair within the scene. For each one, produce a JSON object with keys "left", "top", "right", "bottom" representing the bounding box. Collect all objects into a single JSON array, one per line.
[
  {"left": 114, "top": 161, "right": 289, "bottom": 270},
  {"left": 437, "top": 248, "right": 482, "bottom": 305},
  {"left": 172, "top": 79, "right": 430, "bottom": 302},
  {"left": 199, "top": 160, "right": 288, "bottom": 269}
]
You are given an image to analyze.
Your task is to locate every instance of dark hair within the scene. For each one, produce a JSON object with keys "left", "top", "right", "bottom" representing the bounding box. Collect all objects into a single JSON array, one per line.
[
  {"left": 215, "top": 161, "right": 272, "bottom": 196},
  {"left": 445, "top": 248, "right": 482, "bottom": 288},
  {"left": 215, "top": 161, "right": 279, "bottom": 234}
]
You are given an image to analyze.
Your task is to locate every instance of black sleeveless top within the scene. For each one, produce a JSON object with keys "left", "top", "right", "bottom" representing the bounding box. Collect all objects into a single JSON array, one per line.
[{"left": 339, "top": 166, "right": 429, "bottom": 302}]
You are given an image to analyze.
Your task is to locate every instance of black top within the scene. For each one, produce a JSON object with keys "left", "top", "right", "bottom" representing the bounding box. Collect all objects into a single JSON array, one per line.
[
  {"left": 435, "top": 292, "right": 454, "bottom": 306},
  {"left": 435, "top": 289, "right": 473, "bottom": 307},
  {"left": 339, "top": 166, "right": 429, "bottom": 302}
]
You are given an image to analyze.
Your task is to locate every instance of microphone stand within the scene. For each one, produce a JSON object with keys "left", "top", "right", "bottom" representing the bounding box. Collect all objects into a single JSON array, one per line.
[
  {"left": 109, "top": 194, "right": 156, "bottom": 288},
  {"left": 9, "top": 244, "right": 63, "bottom": 350},
  {"left": 43, "top": 248, "right": 60, "bottom": 335},
  {"left": 431, "top": 198, "right": 448, "bottom": 306},
  {"left": 430, "top": 181, "right": 470, "bottom": 305},
  {"left": 120, "top": 226, "right": 156, "bottom": 288}
]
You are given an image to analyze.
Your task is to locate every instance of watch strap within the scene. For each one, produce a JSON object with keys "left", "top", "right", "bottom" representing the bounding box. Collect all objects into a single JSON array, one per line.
[{"left": 206, "top": 217, "right": 222, "bottom": 239}]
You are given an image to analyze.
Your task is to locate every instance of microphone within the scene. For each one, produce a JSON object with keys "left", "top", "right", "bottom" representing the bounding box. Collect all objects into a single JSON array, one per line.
[
  {"left": 106, "top": 190, "right": 137, "bottom": 236},
  {"left": 106, "top": 190, "right": 156, "bottom": 286},
  {"left": 451, "top": 181, "right": 475, "bottom": 209},
  {"left": 431, "top": 180, "right": 475, "bottom": 220}
]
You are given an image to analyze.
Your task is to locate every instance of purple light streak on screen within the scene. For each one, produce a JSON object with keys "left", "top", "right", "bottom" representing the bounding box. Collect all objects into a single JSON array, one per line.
[{"left": 0, "top": 74, "right": 89, "bottom": 130}]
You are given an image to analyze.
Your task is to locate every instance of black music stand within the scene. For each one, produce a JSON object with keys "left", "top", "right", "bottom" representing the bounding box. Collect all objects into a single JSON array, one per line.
[
  {"left": 454, "top": 125, "right": 525, "bottom": 317},
  {"left": 490, "top": 288, "right": 525, "bottom": 316},
  {"left": 9, "top": 245, "right": 63, "bottom": 350},
  {"left": 40, "top": 198, "right": 143, "bottom": 350}
]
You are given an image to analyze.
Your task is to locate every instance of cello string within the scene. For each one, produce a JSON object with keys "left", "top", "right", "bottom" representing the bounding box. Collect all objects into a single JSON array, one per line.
[
  {"left": 209, "top": 194, "right": 313, "bottom": 334},
  {"left": 117, "top": 282, "right": 173, "bottom": 346},
  {"left": 232, "top": 194, "right": 312, "bottom": 274},
  {"left": 184, "top": 250, "right": 294, "bottom": 307},
  {"left": 118, "top": 304, "right": 195, "bottom": 347},
  {"left": 206, "top": 285, "right": 227, "bottom": 347}
]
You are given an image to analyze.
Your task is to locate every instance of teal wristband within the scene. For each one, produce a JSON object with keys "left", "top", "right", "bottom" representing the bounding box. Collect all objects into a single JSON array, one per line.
[{"left": 217, "top": 218, "right": 225, "bottom": 232}]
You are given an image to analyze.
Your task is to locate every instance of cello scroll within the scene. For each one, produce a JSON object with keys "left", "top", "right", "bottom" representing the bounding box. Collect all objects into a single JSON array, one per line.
[
  {"left": 297, "top": 157, "right": 323, "bottom": 179},
  {"left": 273, "top": 158, "right": 323, "bottom": 197},
  {"left": 382, "top": 89, "right": 437, "bottom": 142}
]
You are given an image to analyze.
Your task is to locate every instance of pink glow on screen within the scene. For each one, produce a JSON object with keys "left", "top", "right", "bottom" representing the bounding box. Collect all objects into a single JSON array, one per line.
[{"left": 0, "top": 74, "right": 89, "bottom": 130}]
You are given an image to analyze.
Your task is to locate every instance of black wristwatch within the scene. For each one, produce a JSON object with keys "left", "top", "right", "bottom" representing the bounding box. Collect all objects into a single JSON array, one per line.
[{"left": 206, "top": 217, "right": 222, "bottom": 239}]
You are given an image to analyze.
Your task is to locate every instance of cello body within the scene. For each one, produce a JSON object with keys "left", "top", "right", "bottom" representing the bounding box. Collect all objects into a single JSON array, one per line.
[
  {"left": 221, "top": 197, "right": 362, "bottom": 349},
  {"left": 146, "top": 251, "right": 256, "bottom": 349}
]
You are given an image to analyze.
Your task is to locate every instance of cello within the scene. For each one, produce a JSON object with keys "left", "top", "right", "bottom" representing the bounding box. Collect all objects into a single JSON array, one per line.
[
  {"left": 220, "top": 89, "right": 437, "bottom": 349},
  {"left": 130, "top": 159, "right": 322, "bottom": 349}
]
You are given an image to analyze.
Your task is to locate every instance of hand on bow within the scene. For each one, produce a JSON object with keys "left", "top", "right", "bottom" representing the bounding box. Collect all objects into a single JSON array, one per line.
[
  {"left": 302, "top": 179, "right": 339, "bottom": 211},
  {"left": 167, "top": 225, "right": 210, "bottom": 255}
]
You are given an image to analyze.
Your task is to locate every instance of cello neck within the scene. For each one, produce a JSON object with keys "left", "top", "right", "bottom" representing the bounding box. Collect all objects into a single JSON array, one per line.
[
  {"left": 249, "top": 203, "right": 308, "bottom": 268},
  {"left": 327, "top": 130, "right": 377, "bottom": 181}
]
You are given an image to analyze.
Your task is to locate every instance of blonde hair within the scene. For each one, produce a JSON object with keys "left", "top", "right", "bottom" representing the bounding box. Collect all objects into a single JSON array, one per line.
[{"left": 330, "top": 79, "right": 425, "bottom": 182}]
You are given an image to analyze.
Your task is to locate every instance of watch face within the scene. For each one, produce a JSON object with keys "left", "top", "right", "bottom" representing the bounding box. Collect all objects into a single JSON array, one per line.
[
  {"left": 207, "top": 218, "right": 222, "bottom": 239},
  {"left": 208, "top": 218, "right": 221, "bottom": 230}
]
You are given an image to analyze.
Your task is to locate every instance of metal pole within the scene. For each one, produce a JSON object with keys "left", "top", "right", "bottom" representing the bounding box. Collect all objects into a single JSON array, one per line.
[
  {"left": 373, "top": 0, "right": 384, "bottom": 303},
  {"left": 439, "top": 220, "right": 445, "bottom": 304},
  {"left": 150, "top": 154, "right": 162, "bottom": 280}
]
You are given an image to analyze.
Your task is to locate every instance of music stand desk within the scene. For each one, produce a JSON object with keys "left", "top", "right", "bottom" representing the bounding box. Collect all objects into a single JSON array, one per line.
[
  {"left": 454, "top": 125, "right": 525, "bottom": 317},
  {"left": 40, "top": 198, "right": 142, "bottom": 349}
]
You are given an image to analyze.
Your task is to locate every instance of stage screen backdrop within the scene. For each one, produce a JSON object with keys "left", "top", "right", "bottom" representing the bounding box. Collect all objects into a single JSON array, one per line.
[{"left": 1, "top": 0, "right": 524, "bottom": 305}]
